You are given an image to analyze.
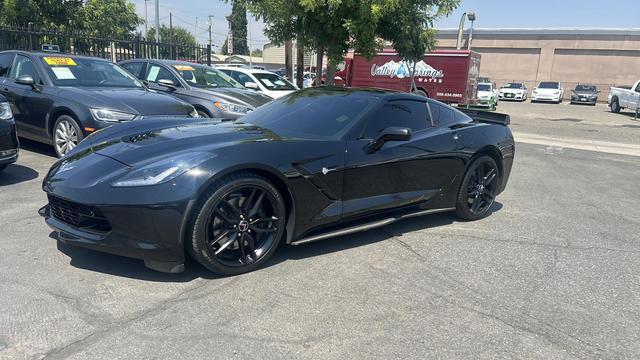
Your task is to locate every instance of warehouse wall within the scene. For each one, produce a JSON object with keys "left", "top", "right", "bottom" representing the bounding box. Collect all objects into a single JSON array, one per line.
[{"left": 436, "top": 29, "right": 640, "bottom": 101}]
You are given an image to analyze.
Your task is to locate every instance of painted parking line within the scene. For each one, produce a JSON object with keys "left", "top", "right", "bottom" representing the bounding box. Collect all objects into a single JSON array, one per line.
[{"left": 514, "top": 132, "right": 640, "bottom": 157}]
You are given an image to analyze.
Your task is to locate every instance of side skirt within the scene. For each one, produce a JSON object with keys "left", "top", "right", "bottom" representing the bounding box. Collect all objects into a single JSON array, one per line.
[{"left": 290, "top": 207, "right": 455, "bottom": 246}]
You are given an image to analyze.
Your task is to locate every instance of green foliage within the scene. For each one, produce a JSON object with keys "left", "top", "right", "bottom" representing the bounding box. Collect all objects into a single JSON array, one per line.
[
  {"left": 248, "top": 0, "right": 460, "bottom": 63},
  {"left": 146, "top": 25, "right": 197, "bottom": 47},
  {"left": 221, "top": 37, "right": 229, "bottom": 55},
  {"left": 227, "top": 1, "right": 249, "bottom": 55},
  {"left": 0, "top": 0, "right": 141, "bottom": 38},
  {"left": 250, "top": 48, "right": 263, "bottom": 57},
  {"left": 82, "top": 0, "right": 141, "bottom": 38}
]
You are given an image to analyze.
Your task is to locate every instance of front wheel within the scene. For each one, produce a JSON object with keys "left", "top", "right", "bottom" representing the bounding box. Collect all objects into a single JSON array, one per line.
[
  {"left": 455, "top": 156, "right": 500, "bottom": 221},
  {"left": 188, "top": 173, "right": 287, "bottom": 275},
  {"left": 53, "top": 115, "right": 83, "bottom": 158}
]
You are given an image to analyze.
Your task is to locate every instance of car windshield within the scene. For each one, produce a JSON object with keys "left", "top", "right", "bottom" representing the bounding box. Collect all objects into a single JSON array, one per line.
[
  {"left": 172, "top": 64, "right": 243, "bottom": 89},
  {"left": 253, "top": 72, "right": 296, "bottom": 91},
  {"left": 41, "top": 56, "right": 143, "bottom": 88},
  {"left": 503, "top": 83, "right": 523, "bottom": 89},
  {"left": 478, "top": 84, "right": 491, "bottom": 91},
  {"left": 575, "top": 85, "right": 596, "bottom": 92},
  {"left": 538, "top": 82, "right": 559, "bottom": 89},
  {"left": 239, "top": 91, "right": 378, "bottom": 140}
]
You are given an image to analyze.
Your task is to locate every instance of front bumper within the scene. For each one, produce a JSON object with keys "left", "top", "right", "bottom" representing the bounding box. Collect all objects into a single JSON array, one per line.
[
  {"left": 531, "top": 94, "right": 561, "bottom": 102},
  {"left": 0, "top": 122, "right": 19, "bottom": 165},
  {"left": 571, "top": 96, "right": 597, "bottom": 105},
  {"left": 39, "top": 195, "right": 189, "bottom": 273},
  {"left": 499, "top": 92, "right": 525, "bottom": 101}
]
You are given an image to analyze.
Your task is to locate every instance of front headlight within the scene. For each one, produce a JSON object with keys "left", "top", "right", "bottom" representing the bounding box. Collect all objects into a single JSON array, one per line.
[
  {"left": 0, "top": 102, "right": 14, "bottom": 122},
  {"left": 214, "top": 101, "right": 252, "bottom": 115},
  {"left": 111, "top": 152, "right": 211, "bottom": 187},
  {"left": 90, "top": 108, "right": 137, "bottom": 123}
]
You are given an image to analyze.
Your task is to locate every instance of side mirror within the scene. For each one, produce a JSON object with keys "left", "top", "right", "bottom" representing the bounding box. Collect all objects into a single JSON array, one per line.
[
  {"left": 16, "top": 75, "right": 35, "bottom": 86},
  {"left": 244, "top": 81, "right": 259, "bottom": 90},
  {"left": 157, "top": 78, "right": 177, "bottom": 90},
  {"left": 366, "top": 127, "right": 412, "bottom": 153}
]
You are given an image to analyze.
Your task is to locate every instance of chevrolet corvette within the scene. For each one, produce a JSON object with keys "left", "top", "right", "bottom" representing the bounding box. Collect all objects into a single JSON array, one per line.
[{"left": 40, "top": 87, "right": 515, "bottom": 275}]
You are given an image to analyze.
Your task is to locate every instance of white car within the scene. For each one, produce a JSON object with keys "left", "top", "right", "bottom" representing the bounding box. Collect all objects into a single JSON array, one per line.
[
  {"left": 476, "top": 82, "right": 499, "bottom": 109},
  {"left": 218, "top": 68, "right": 298, "bottom": 99},
  {"left": 499, "top": 82, "right": 528, "bottom": 101},
  {"left": 531, "top": 81, "right": 564, "bottom": 103}
]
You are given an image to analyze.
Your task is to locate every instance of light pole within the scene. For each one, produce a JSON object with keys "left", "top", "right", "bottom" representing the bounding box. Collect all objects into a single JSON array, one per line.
[
  {"left": 144, "top": 0, "right": 150, "bottom": 38},
  {"left": 154, "top": 0, "right": 160, "bottom": 58},
  {"left": 467, "top": 12, "right": 476, "bottom": 51},
  {"left": 456, "top": 11, "right": 477, "bottom": 50}
]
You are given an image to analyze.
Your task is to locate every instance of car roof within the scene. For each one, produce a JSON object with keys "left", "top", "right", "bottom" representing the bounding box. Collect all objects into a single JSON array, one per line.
[
  {"left": 219, "top": 67, "right": 277, "bottom": 75},
  {"left": 0, "top": 50, "right": 110, "bottom": 62}
]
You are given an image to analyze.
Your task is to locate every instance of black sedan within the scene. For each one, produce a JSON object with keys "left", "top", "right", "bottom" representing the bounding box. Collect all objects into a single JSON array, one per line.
[
  {"left": 0, "top": 51, "right": 197, "bottom": 157},
  {"left": 0, "top": 94, "right": 19, "bottom": 171},
  {"left": 40, "top": 88, "right": 515, "bottom": 275},
  {"left": 570, "top": 84, "right": 599, "bottom": 105},
  {"left": 119, "top": 60, "right": 272, "bottom": 119}
]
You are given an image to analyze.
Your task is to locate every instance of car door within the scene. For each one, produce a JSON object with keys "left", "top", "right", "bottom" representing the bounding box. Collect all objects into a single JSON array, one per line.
[
  {"left": 630, "top": 82, "right": 640, "bottom": 109},
  {"left": 142, "top": 63, "right": 194, "bottom": 102},
  {"left": 342, "top": 99, "right": 462, "bottom": 219},
  {"left": 4, "top": 54, "right": 51, "bottom": 140}
]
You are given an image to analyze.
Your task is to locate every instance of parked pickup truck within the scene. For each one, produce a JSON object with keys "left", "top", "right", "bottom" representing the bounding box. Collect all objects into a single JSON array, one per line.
[{"left": 608, "top": 80, "right": 640, "bottom": 113}]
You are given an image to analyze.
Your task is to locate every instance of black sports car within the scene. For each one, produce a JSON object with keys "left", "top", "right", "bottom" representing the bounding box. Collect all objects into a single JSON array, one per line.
[{"left": 40, "top": 88, "right": 515, "bottom": 275}]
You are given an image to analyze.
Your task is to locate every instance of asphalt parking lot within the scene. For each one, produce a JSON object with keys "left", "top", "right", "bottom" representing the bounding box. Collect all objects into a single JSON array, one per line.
[{"left": 1, "top": 101, "right": 639, "bottom": 359}]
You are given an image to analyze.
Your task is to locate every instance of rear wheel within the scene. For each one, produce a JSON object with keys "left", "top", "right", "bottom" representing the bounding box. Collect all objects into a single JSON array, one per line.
[
  {"left": 53, "top": 115, "right": 83, "bottom": 158},
  {"left": 610, "top": 98, "right": 621, "bottom": 113},
  {"left": 455, "top": 156, "right": 499, "bottom": 221},
  {"left": 188, "top": 173, "right": 286, "bottom": 275}
]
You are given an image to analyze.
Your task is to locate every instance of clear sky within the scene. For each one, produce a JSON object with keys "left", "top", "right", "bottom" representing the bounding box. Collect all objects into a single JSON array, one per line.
[{"left": 130, "top": 0, "right": 640, "bottom": 51}]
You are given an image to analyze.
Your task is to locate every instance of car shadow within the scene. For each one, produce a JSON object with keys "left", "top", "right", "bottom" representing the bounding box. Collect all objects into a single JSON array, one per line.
[
  {"left": 19, "top": 138, "right": 57, "bottom": 158},
  {"left": 52, "top": 202, "right": 503, "bottom": 282},
  {"left": 0, "top": 164, "right": 39, "bottom": 186}
]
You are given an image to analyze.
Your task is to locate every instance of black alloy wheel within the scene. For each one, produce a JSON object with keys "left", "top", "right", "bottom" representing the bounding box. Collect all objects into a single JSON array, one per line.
[
  {"left": 189, "top": 173, "right": 286, "bottom": 275},
  {"left": 455, "top": 156, "right": 499, "bottom": 221}
]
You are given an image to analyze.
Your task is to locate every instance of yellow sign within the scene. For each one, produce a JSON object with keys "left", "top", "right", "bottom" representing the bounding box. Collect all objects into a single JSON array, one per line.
[
  {"left": 173, "top": 65, "right": 195, "bottom": 71},
  {"left": 43, "top": 57, "right": 77, "bottom": 66}
]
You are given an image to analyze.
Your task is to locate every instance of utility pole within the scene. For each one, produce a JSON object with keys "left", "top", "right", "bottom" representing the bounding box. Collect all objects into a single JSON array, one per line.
[
  {"left": 207, "top": 15, "right": 213, "bottom": 66},
  {"left": 144, "top": 0, "right": 150, "bottom": 38},
  {"left": 154, "top": 0, "right": 160, "bottom": 58},
  {"left": 169, "top": 12, "right": 174, "bottom": 44},
  {"left": 248, "top": 21, "right": 252, "bottom": 68}
]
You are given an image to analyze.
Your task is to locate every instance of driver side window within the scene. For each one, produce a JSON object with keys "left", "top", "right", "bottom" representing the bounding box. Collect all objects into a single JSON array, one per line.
[
  {"left": 11, "top": 55, "right": 40, "bottom": 83},
  {"left": 145, "top": 64, "right": 179, "bottom": 86},
  {"left": 362, "top": 100, "right": 430, "bottom": 139},
  {"left": 635, "top": 83, "right": 640, "bottom": 93}
]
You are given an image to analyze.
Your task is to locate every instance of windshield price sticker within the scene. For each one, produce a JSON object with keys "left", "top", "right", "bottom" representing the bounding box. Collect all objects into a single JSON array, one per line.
[
  {"left": 173, "top": 65, "right": 195, "bottom": 71},
  {"left": 43, "top": 57, "right": 77, "bottom": 66}
]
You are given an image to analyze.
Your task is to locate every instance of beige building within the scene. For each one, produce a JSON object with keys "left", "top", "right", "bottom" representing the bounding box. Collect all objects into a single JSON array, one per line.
[
  {"left": 436, "top": 28, "right": 640, "bottom": 100},
  {"left": 262, "top": 42, "right": 316, "bottom": 69}
]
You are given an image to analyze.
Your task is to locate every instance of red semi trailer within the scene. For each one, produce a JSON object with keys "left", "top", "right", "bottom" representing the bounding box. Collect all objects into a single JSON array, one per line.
[{"left": 336, "top": 49, "right": 481, "bottom": 105}]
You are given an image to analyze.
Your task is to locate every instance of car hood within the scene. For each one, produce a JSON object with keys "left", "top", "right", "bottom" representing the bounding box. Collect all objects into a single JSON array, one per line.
[
  {"left": 477, "top": 90, "right": 494, "bottom": 97},
  {"left": 70, "top": 118, "right": 283, "bottom": 166},
  {"left": 58, "top": 87, "right": 193, "bottom": 116},
  {"left": 534, "top": 88, "right": 560, "bottom": 94},
  {"left": 189, "top": 87, "right": 273, "bottom": 108},
  {"left": 572, "top": 91, "right": 597, "bottom": 96},
  {"left": 500, "top": 88, "right": 524, "bottom": 93}
]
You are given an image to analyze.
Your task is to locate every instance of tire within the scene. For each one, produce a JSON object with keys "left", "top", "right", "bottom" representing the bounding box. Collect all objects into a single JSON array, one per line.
[
  {"left": 53, "top": 115, "right": 83, "bottom": 158},
  {"left": 610, "top": 98, "right": 621, "bottom": 113},
  {"left": 455, "top": 155, "right": 500, "bottom": 221},
  {"left": 411, "top": 90, "right": 428, "bottom": 98},
  {"left": 188, "top": 172, "right": 287, "bottom": 275},
  {"left": 197, "top": 110, "right": 210, "bottom": 118}
]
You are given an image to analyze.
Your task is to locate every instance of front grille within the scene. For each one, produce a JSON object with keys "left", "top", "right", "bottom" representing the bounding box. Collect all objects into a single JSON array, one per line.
[{"left": 48, "top": 195, "right": 112, "bottom": 232}]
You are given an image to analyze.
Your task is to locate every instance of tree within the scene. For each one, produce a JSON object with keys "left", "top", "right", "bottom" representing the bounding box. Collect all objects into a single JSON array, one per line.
[
  {"left": 146, "top": 25, "right": 197, "bottom": 58},
  {"left": 0, "top": 0, "right": 83, "bottom": 30},
  {"left": 251, "top": 48, "right": 263, "bottom": 57},
  {"left": 226, "top": 1, "right": 249, "bottom": 55},
  {"left": 82, "top": 0, "right": 141, "bottom": 38},
  {"left": 248, "top": 0, "right": 460, "bottom": 85},
  {"left": 221, "top": 37, "right": 229, "bottom": 55}
]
